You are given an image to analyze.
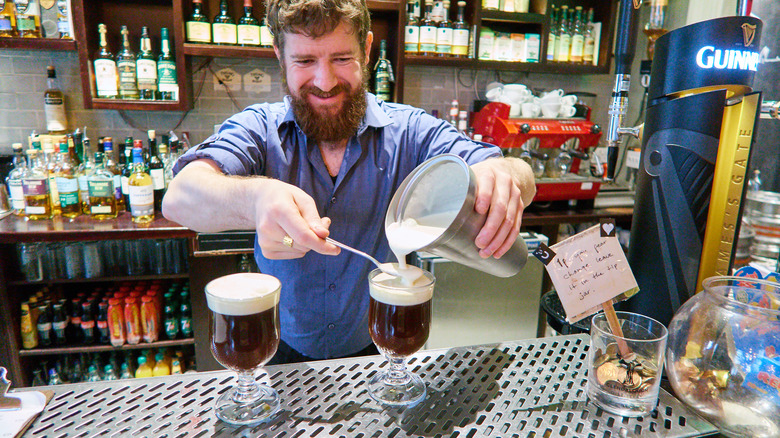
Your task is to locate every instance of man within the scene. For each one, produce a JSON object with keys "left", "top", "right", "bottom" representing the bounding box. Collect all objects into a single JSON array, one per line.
[{"left": 163, "top": 0, "right": 535, "bottom": 364}]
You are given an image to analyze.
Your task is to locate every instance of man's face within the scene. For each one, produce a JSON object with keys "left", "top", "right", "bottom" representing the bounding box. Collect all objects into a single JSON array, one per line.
[{"left": 277, "top": 22, "right": 373, "bottom": 143}]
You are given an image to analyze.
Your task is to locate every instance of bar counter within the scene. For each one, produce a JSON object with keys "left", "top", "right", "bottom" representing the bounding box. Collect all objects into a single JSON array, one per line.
[{"left": 19, "top": 334, "right": 717, "bottom": 437}]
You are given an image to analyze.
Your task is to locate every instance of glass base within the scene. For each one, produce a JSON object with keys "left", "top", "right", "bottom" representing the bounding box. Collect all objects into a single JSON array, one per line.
[
  {"left": 368, "top": 369, "right": 426, "bottom": 407},
  {"left": 215, "top": 384, "right": 280, "bottom": 426},
  {"left": 587, "top": 383, "right": 656, "bottom": 418}
]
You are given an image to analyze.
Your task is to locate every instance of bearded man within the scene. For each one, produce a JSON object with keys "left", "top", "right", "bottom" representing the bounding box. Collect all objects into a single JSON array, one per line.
[{"left": 163, "top": 0, "right": 536, "bottom": 364}]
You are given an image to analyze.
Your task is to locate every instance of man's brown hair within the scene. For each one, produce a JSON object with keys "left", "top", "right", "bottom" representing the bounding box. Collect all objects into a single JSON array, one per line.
[{"left": 265, "top": 0, "right": 371, "bottom": 55}]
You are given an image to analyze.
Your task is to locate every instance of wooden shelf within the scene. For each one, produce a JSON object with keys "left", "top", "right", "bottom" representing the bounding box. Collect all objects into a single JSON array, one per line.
[
  {"left": 182, "top": 43, "right": 276, "bottom": 59},
  {"left": 366, "top": 0, "right": 402, "bottom": 12},
  {"left": 18, "top": 338, "right": 196, "bottom": 356},
  {"left": 9, "top": 273, "right": 190, "bottom": 287},
  {"left": 480, "top": 10, "right": 545, "bottom": 24},
  {"left": 88, "top": 98, "right": 188, "bottom": 111},
  {"left": 0, "top": 37, "right": 77, "bottom": 50}
]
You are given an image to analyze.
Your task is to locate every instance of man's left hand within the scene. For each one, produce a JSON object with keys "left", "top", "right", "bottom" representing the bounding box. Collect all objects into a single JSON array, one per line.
[{"left": 471, "top": 157, "right": 536, "bottom": 258}]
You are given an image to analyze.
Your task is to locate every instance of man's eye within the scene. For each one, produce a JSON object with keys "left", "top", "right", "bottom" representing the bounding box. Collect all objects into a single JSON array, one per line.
[
  {"left": 335, "top": 57, "right": 352, "bottom": 63},
  {"left": 295, "top": 59, "right": 313, "bottom": 65}
]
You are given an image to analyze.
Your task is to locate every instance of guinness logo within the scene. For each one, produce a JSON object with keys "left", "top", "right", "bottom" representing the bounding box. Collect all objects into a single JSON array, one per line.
[
  {"left": 632, "top": 0, "right": 641, "bottom": 9},
  {"left": 742, "top": 23, "right": 757, "bottom": 47}
]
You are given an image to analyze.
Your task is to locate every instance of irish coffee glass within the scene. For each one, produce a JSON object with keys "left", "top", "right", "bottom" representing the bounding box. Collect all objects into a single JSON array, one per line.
[
  {"left": 367, "top": 266, "right": 435, "bottom": 407},
  {"left": 206, "top": 273, "right": 282, "bottom": 425}
]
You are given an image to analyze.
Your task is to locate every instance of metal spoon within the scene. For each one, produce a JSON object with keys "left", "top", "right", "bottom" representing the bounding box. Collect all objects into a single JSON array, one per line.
[{"left": 325, "top": 237, "right": 398, "bottom": 276}]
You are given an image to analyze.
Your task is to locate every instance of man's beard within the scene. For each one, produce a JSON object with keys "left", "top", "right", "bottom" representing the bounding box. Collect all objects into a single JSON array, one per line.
[{"left": 283, "top": 67, "right": 368, "bottom": 143}]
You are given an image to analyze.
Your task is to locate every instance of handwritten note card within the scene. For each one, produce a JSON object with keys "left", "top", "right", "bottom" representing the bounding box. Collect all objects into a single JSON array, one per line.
[{"left": 543, "top": 223, "right": 639, "bottom": 323}]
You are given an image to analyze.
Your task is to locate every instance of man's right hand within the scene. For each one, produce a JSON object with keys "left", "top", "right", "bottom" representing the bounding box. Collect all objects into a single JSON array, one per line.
[{"left": 162, "top": 159, "right": 340, "bottom": 259}]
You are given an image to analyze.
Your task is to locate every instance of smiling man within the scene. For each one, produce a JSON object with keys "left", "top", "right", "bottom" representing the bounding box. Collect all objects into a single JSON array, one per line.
[{"left": 163, "top": 0, "right": 535, "bottom": 364}]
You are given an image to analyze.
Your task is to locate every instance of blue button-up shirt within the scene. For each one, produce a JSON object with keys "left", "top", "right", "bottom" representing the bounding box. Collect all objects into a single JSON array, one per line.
[{"left": 174, "top": 93, "right": 501, "bottom": 359}]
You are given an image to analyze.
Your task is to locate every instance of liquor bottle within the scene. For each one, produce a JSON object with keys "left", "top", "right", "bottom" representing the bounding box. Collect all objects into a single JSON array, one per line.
[
  {"left": 404, "top": 2, "right": 419, "bottom": 55},
  {"left": 451, "top": 1, "right": 469, "bottom": 58},
  {"left": 94, "top": 24, "right": 119, "bottom": 99},
  {"left": 21, "top": 302, "right": 38, "bottom": 349},
  {"left": 0, "top": 0, "right": 16, "bottom": 37},
  {"left": 87, "top": 152, "right": 118, "bottom": 220},
  {"left": 186, "top": 0, "right": 210, "bottom": 43},
  {"left": 76, "top": 138, "right": 94, "bottom": 214},
  {"left": 81, "top": 300, "right": 95, "bottom": 344},
  {"left": 102, "top": 138, "right": 125, "bottom": 211},
  {"left": 212, "top": 0, "right": 236, "bottom": 45},
  {"left": 22, "top": 145, "right": 51, "bottom": 220},
  {"left": 582, "top": 8, "right": 595, "bottom": 65},
  {"left": 569, "top": 6, "right": 584, "bottom": 64},
  {"left": 67, "top": 134, "right": 80, "bottom": 166},
  {"left": 36, "top": 302, "right": 51, "bottom": 347},
  {"left": 418, "top": 4, "right": 437, "bottom": 57},
  {"left": 157, "top": 28, "right": 178, "bottom": 101},
  {"left": 121, "top": 139, "right": 135, "bottom": 209},
  {"left": 373, "top": 39, "right": 393, "bottom": 102},
  {"left": 43, "top": 139, "right": 61, "bottom": 216},
  {"left": 144, "top": 130, "right": 154, "bottom": 169},
  {"left": 135, "top": 26, "right": 157, "bottom": 100},
  {"left": 554, "top": 6, "right": 570, "bottom": 63},
  {"left": 237, "top": 0, "right": 260, "bottom": 46},
  {"left": 117, "top": 25, "right": 139, "bottom": 99},
  {"left": 148, "top": 132, "right": 165, "bottom": 211},
  {"left": 546, "top": 5, "right": 557, "bottom": 62},
  {"left": 6, "top": 142, "right": 27, "bottom": 216},
  {"left": 158, "top": 140, "right": 173, "bottom": 189},
  {"left": 482, "top": 0, "right": 499, "bottom": 11},
  {"left": 430, "top": 0, "right": 444, "bottom": 22},
  {"left": 43, "top": 65, "right": 68, "bottom": 134},
  {"left": 259, "top": 17, "right": 272, "bottom": 47},
  {"left": 51, "top": 302, "right": 67, "bottom": 346},
  {"left": 54, "top": 140, "right": 80, "bottom": 218},
  {"left": 55, "top": 0, "right": 69, "bottom": 38},
  {"left": 128, "top": 147, "right": 154, "bottom": 224},
  {"left": 435, "top": 0, "right": 453, "bottom": 56},
  {"left": 14, "top": 0, "right": 40, "bottom": 38},
  {"left": 97, "top": 301, "right": 109, "bottom": 344}
]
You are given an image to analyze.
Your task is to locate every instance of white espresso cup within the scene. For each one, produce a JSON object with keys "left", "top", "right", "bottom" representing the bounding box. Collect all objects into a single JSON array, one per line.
[
  {"left": 503, "top": 84, "right": 531, "bottom": 104},
  {"left": 540, "top": 101, "right": 562, "bottom": 118},
  {"left": 559, "top": 105, "right": 577, "bottom": 118},
  {"left": 561, "top": 94, "right": 578, "bottom": 106},
  {"left": 521, "top": 102, "right": 541, "bottom": 118}
]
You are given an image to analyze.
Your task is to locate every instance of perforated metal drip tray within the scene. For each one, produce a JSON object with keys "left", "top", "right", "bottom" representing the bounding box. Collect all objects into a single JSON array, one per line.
[{"left": 24, "top": 334, "right": 718, "bottom": 437}]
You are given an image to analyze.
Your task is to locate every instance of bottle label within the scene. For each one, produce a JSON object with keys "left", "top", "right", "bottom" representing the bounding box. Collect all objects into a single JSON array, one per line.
[
  {"left": 584, "top": 37, "right": 595, "bottom": 63},
  {"left": 47, "top": 174, "right": 59, "bottom": 205},
  {"left": 57, "top": 20, "right": 69, "bottom": 35},
  {"left": 237, "top": 24, "right": 260, "bottom": 45},
  {"left": 94, "top": 59, "right": 119, "bottom": 96},
  {"left": 129, "top": 184, "right": 154, "bottom": 217},
  {"left": 186, "top": 21, "right": 211, "bottom": 43},
  {"left": 212, "top": 23, "right": 237, "bottom": 44},
  {"left": 81, "top": 320, "right": 95, "bottom": 330},
  {"left": 9, "top": 180, "right": 25, "bottom": 210},
  {"left": 59, "top": 190, "right": 79, "bottom": 208},
  {"left": 121, "top": 175, "right": 130, "bottom": 195},
  {"left": 180, "top": 318, "right": 192, "bottom": 336},
  {"left": 556, "top": 35, "right": 571, "bottom": 62},
  {"left": 419, "top": 26, "right": 437, "bottom": 52},
  {"left": 22, "top": 178, "right": 48, "bottom": 196},
  {"left": 0, "top": 17, "right": 11, "bottom": 32},
  {"left": 165, "top": 318, "right": 178, "bottom": 338},
  {"left": 260, "top": 25, "right": 273, "bottom": 46},
  {"left": 452, "top": 29, "right": 469, "bottom": 55},
  {"left": 158, "top": 60, "right": 177, "bottom": 86},
  {"left": 150, "top": 168, "right": 165, "bottom": 190},
  {"left": 570, "top": 35, "right": 584, "bottom": 60},
  {"left": 405, "top": 26, "right": 420, "bottom": 53},
  {"left": 436, "top": 28, "right": 453, "bottom": 54},
  {"left": 117, "top": 60, "right": 138, "bottom": 92},
  {"left": 55, "top": 176, "right": 78, "bottom": 193},
  {"left": 88, "top": 179, "right": 114, "bottom": 198},
  {"left": 97, "top": 320, "right": 108, "bottom": 330},
  {"left": 136, "top": 59, "right": 157, "bottom": 90},
  {"left": 113, "top": 174, "right": 121, "bottom": 199},
  {"left": 547, "top": 34, "right": 557, "bottom": 60},
  {"left": 52, "top": 320, "right": 67, "bottom": 332}
]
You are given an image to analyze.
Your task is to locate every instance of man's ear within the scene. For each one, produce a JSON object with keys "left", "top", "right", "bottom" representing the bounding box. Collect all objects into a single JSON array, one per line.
[
  {"left": 273, "top": 44, "right": 281, "bottom": 60},
  {"left": 364, "top": 31, "right": 374, "bottom": 66}
]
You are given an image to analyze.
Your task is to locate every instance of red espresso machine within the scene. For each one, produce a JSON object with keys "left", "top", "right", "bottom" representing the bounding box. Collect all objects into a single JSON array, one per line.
[{"left": 472, "top": 102, "right": 603, "bottom": 203}]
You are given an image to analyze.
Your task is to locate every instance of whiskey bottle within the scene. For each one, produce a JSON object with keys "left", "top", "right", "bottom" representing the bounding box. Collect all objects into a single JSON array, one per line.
[
  {"left": 373, "top": 39, "right": 393, "bottom": 102},
  {"left": 435, "top": 0, "right": 453, "bottom": 57},
  {"left": 136, "top": 26, "right": 157, "bottom": 100},
  {"left": 87, "top": 152, "right": 118, "bottom": 220},
  {"left": 76, "top": 137, "right": 94, "bottom": 213},
  {"left": 43, "top": 139, "right": 61, "bottom": 216},
  {"left": 582, "top": 8, "right": 595, "bottom": 65},
  {"left": 147, "top": 132, "right": 165, "bottom": 213},
  {"left": 121, "top": 138, "right": 136, "bottom": 209},
  {"left": 102, "top": 138, "right": 125, "bottom": 212},
  {"left": 6, "top": 142, "right": 27, "bottom": 216},
  {"left": 0, "top": 0, "right": 17, "bottom": 37},
  {"left": 44, "top": 65, "right": 68, "bottom": 135},
  {"left": 554, "top": 6, "right": 570, "bottom": 63},
  {"left": 451, "top": 1, "right": 469, "bottom": 58},
  {"left": 22, "top": 143, "right": 52, "bottom": 220},
  {"left": 237, "top": 0, "right": 260, "bottom": 46},
  {"left": 14, "top": 0, "right": 41, "bottom": 38},
  {"left": 186, "top": 0, "right": 210, "bottom": 43},
  {"left": 259, "top": 17, "right": 272, "bottom": 47},
  {"left": 404, "top": 2, "right": 419, "bottom": 55},
  {"left": 157, "top": 28, "right": 178, "bottom": 101},
  {"left": 94, "top": 24, "right": 119, "bottom": 99},
  {"left": 569, "top": 6, "right": 584, "bottom": 64},
  {"left": 546, "top": 5, "right": 557, "bottom": 62},
  {"left": 212, "top": 0, "right": 236, "bottom": 45},
  {"left": 53, "top": 140, "right": 80, "bottom": 218},
  {"left": 128, "top": 147, "right": 154, "bottom": 224},
  {"left": 418, "top": 4, "right": 437, "bottom": 57},
  {"left": 117, "top": 25, "right": 139, "bottom": 99}
]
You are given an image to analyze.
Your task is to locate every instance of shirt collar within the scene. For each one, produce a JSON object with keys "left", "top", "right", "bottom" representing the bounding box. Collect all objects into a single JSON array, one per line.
[{"left": 280, "top": 93, "right": 393, "bottom": 134}]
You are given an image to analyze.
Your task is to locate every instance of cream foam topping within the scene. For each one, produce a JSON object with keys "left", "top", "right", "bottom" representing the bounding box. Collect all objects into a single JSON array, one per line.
[
  {"left": 205, "top": 273, "right": 281, "bottom": 316},
  {"left": 369, "top": 268, "right": 434, "bottom": 306}
]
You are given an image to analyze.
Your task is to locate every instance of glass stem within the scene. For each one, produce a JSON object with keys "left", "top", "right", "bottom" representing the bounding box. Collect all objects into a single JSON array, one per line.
[
  {"left": 387, "top": 356, "right": 410, "bottom": 383},
  {"left": 233, "top": 370, "right": 260, "bottom": 403}
]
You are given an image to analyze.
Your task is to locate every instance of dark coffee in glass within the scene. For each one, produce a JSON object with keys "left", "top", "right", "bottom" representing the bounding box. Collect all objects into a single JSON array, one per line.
[{"left": 211, "top": 306, "right": 279, "bottom": 371}]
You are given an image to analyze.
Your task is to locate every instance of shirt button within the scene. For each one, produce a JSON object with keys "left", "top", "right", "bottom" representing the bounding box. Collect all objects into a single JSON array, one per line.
[
  {"left": 327, "top": 323, "right": 335, "bottom": 329},
  {"left": 331, "top": 196, "right": 336, "bottom": 204},
  {"left": 329, "top": 283, "right": 336, "bottom": 291}
]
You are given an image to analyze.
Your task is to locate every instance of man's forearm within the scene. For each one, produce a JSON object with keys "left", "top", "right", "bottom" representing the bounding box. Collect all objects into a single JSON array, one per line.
[{"left": 162, "top": 159, "right": 263, "bottom": 232}]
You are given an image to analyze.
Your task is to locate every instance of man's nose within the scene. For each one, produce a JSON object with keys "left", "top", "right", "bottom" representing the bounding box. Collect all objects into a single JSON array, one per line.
[{"left": 312, "top": 62, "right": 338, "bottom": 92}]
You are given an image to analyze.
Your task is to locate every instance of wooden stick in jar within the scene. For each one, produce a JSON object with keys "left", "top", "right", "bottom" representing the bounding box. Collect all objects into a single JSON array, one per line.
[{"left": 601, "top": 300, "right": 635, "bottom": 360}]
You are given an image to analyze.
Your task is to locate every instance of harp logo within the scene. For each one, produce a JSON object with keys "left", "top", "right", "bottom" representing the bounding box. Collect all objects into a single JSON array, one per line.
[
  {"left": 742, "top": 23, "right": 757, "bottom": 47},
  {"left": 632, "top": 0, "right": 641, "bottom": 9}
]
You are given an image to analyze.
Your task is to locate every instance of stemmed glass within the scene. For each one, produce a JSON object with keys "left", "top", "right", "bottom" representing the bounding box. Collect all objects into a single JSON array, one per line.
[
  {"left": 206, "top": 273, "right": 282, "bottom": 426},
  {"left": 367, "top": 265, "right": 435, "bottom": 407}
]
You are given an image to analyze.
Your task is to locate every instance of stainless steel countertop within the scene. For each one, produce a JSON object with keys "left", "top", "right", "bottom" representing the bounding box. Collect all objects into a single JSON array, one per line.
[{"left": 21, "top": 334, "right": 717, "bottom": 437}]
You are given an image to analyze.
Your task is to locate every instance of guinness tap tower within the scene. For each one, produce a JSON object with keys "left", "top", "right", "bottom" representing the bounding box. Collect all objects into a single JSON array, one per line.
[{"left": 625, "top": 17, "right": 762, "bottom": 325}]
